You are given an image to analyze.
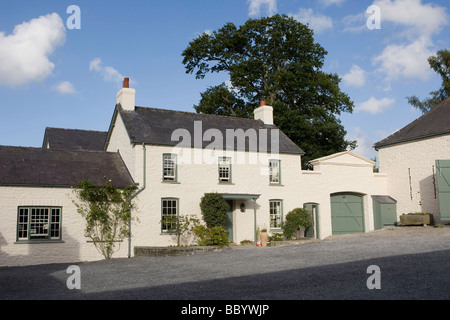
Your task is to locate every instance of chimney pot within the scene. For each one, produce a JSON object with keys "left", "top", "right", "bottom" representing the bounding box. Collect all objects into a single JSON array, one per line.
[
  {"left": 123, "top": 77, "right": 129, "bottom": 88},
  {"left": 260, "top": 100, "right": 266, "bottom": 107}
]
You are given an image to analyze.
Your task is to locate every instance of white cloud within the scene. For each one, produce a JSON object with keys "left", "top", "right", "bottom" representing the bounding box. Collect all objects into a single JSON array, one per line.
[
  {"left": 371, "top": 0, "right": 448, "bottom": 82},
  {"left": 342, "top": 65, "right": 366, "bottom": 87},
  {"left": 89, "top": 58, "right": 124, "bottom": 85},
  {"left": 290, "top": 8, "right": 333, "bottom": 34},
  {"left": 373, "top": 0, "right": 448, "bottom": 39},
  {"left": 357, "top": 97, "right": 395, "bottom": 115},
  {"left": 373, "top": 37, "right": 434, "bottom": 81},
  {"left": 53, "top": 81, "right": 77, "bottom": 95},
  {"left": 341, "top": 12, "right": 366, "bottom": 33},
  {"left": 248, "top": 0, "right": 277, "bottom": 17},
  {"left": 319, "top": 0, "right": 346, "bottom": 6},
  {"left": 347, "top": 127, "right": 377, "bottom": 160},
  {"left": 0, "top": 13, "right": 66, "bottom": 86}
]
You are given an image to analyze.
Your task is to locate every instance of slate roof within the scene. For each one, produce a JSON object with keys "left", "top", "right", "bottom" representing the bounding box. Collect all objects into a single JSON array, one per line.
[
  {"left": 114, "top": 106, "right": 304, "bottom": 155},
  {"left": 0, "top": 146, "right": 134, "bottom": 188},
  {"left": 374, "top": 97, "right": 450, "bottom": 149},
  {"left": 43, "top": 127, "right": 108, "bottom": 151}
]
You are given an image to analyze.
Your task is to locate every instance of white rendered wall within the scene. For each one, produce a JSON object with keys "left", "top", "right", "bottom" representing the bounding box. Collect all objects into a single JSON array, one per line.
[
  {"left": 0, "top": 186, "right": 129, "bottom": 267},
  {"left": 129, "top": 147, "right": 389, "bottom": 248},
  {"left": 378, "top": 135, "right": 450, "bottom": 223},
  {"left": 106, "top": 112, "right": 136, "bottom": 180}
]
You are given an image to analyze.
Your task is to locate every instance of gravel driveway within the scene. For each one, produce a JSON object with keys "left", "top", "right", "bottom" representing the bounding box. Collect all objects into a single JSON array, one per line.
[{"left": 1, "top": 226, "right": 449, "bottom": 302}]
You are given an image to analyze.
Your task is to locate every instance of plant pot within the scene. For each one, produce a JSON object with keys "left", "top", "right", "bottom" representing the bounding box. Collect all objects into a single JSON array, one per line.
[
  {"left": 260, "top": 232, "right": 269, "bottom": 247},
  {"left": 400, "top": 214, "right": 432, "bottom": 226},
  {"left": 295, "top": 227, "right": 305, "bottom": 239}
]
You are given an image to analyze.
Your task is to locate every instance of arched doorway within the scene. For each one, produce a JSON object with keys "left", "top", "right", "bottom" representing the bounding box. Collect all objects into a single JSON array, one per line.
[{"left": 330, "top": 192, "right": 365, "bottom": 235}]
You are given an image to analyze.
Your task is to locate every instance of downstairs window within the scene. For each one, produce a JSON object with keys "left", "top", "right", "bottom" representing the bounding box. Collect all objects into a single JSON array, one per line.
[{"left": 17, "top": 207, "right": 62, "bottom": 242}]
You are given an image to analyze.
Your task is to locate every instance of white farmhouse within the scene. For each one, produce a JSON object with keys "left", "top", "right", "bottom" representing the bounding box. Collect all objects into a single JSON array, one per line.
[{"left": 8, "top": 78, "right": 444, "bottom": 267}]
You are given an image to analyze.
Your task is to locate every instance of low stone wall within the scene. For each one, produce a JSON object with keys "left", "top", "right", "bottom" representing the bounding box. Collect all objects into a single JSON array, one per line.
[{"left": 134, "top": 246, "right": 231, "bottom": 257}]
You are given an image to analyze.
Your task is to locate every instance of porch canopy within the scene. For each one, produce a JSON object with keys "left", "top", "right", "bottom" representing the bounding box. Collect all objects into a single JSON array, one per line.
[
  {"left": 221, "top": 193, "right": 260, "bottom": 200},
  {"left": 220, "top": 193, "right": 260, "bottom": 243}
]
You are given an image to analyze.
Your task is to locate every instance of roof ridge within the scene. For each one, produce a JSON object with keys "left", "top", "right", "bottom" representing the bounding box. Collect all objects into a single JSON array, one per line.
[
  {"left": 45, "top": 127, "right": 107, "bottom": 133},
  {"left": 374, "top": 97, "right": 450, "bottom": 148},
  {"left": 0, "top": 145, "right": 117, "bottom": 155},
  {"left": 132, "top": 106, "right": 265, "bottom": 123}
]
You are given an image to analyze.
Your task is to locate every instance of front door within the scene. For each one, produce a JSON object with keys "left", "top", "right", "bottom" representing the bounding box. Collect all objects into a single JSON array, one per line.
[
  {"left": 224, "top": 200, "right": 234, "bottom": 242},
  {"left": 304, "top": 203, "right": 319, "bottom": 238}
]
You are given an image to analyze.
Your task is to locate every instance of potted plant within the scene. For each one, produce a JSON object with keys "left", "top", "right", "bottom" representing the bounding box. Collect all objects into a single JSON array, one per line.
[
  {"left": 400, "top": 212, "right": 433, "bottom": 226},
  {"left": 282, "top": 208, "right": 313, "bottom": 240},
  {"left": 260, "top": 228, "right": 269, "bottom": 247},
  {"left": 255, "top": 226, "right": 261, "bottom": 246}
]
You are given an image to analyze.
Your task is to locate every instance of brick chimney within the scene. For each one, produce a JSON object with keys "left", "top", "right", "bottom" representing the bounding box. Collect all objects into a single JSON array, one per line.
[
  {"left": 254, "top": 100, "right": 273, "bottom": 125},
  {"left": 116, "top": 77, "right": 135, "bottom": 111}
]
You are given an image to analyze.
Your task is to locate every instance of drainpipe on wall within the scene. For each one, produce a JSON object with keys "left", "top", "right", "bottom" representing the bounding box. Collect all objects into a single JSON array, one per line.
[
  {"left": 127, "top": 143, "right": 146, "bottom": 258},
  {"left": 253, "top": 199, "right": 257, "bottom": 244}
]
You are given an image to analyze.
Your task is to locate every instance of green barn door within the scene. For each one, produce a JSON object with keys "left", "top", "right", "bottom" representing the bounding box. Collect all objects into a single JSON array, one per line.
[
  {"left": 436, "top": 160, "right": 450, "bottom": 221},
  {"left": 331, "top": 193, "right": 364, "bottom": 235}
]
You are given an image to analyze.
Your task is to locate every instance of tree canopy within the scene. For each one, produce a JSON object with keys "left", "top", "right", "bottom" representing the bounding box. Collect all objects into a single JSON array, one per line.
[
  {"left": 408, "top": 49, "right": 450, "bottom": 113},
  {"left": 182, "top": 14, "right": 356, "bottom": 168}
]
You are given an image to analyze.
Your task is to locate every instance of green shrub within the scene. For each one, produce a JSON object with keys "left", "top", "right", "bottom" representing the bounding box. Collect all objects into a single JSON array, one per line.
[
  {"left": 268, "top": 233, "right": 283, "bottom": 242},
  {"left": 199, "top": 193, "right": 229, "bottom": 228},
  {"left": 282, "top": 208, "right": 312, "bottom": 239},
  {"left": 193, "top": 225, "right": 230, "bottom": 246}
]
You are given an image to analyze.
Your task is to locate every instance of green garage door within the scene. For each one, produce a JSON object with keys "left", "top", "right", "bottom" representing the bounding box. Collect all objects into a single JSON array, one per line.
[
  {"left": 331, "top": 193, "right": 365, "bottom": 235},
  {"left": 436, "top": 160, "right": 450, "bottom": 221}
]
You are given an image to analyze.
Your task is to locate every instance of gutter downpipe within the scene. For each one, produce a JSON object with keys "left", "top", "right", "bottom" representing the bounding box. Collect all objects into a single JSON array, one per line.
[{"left": 128, "top": 143, "right": 146, "bottom": 258}]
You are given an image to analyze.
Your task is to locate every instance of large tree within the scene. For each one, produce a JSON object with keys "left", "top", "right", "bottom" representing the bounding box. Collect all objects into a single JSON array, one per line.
[
  {"left": 182, "top": 14, "right": 356, "bottom": 168},
  {"left": 408, "top": 49, "right": 450, "bottom": 113}
]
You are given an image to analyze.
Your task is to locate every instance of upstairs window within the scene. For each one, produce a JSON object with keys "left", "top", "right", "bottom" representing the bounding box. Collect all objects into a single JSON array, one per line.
[
  {"left": 218, "top": 157, "right": 232, "bottom": 183},
  {"left": 17, "top": 207, "right": 62, "bottom": 242},
  {"left": 163, "top": 154, "right": 177, "bottom": 182},
  {"left": 269, "top": 159, "right": 280, "bottom": 184}
]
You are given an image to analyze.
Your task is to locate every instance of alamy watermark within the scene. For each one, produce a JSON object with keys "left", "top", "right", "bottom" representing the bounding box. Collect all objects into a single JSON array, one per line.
[
  {"left": 170, "top": 121, "right": 280, "bottom": 167},
  {"left": 66, "top": 5, "right": 81, "bottom": 30},
  {"left": 66, "top": 265, "right": 81, "bottom": 290},
  {"left": 366, "top": 5, "right": 381, "bottom": 30},
  {"left": 366, "top": 265, "right": 381, "bottom": 290}
]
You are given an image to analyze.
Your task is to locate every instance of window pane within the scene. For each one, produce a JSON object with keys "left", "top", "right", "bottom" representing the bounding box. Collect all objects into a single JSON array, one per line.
[
  {"left": 50, "top": 208, "right": 61, "bottom": 239},
  {"left": 17, "top": 207, "right": 61, "bottom": 241},
  {"left": 219, "top": 157, "right": 231, "bottom": 182},
  {"left": 162, "top": 199, "right": 178, "bottom": 232},
  {"left": 269, "top": 160, "right": 279, "bottom": 183},
  {"left": 18, "top": 208, "right": 29, "bottom": 240},
  {"left": 163, "top": 154, "right": 176, "bottom": 181},
  {"left": 30, "top": 208, "right": 49, "bottom": 239},
  {"left": 270, "top": 201, "right": 282, "bottom": 228}
]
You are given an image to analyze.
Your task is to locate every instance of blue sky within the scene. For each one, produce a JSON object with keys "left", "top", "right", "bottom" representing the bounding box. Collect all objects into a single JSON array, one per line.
[{"left": 0, "top": 0, "right": 449, "bottom": 160}]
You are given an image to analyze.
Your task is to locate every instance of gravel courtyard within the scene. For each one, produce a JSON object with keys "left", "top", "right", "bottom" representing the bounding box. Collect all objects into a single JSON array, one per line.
[{"left": 1, "top": 226, "right": 449, "bottom": 301}]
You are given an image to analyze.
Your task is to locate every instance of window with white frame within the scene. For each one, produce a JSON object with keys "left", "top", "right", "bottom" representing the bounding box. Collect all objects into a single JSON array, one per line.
[
  {"left": 269, "top": 200, "right": 282, "bottom": 229},
  {"left": 17, "top": 207, "right": 62, "bottom": 241},
  {"left": 163, "top": 154, "right": 177, "bottom": 181},
  {"left": 161, "top": 198, "right": 178, "bottom": 233},
  {"left": 218, "top": 157, "right": 231, "bottom": 183},
  {"left": 269, "top": 159, "right": 280, "bottom": 184}
]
